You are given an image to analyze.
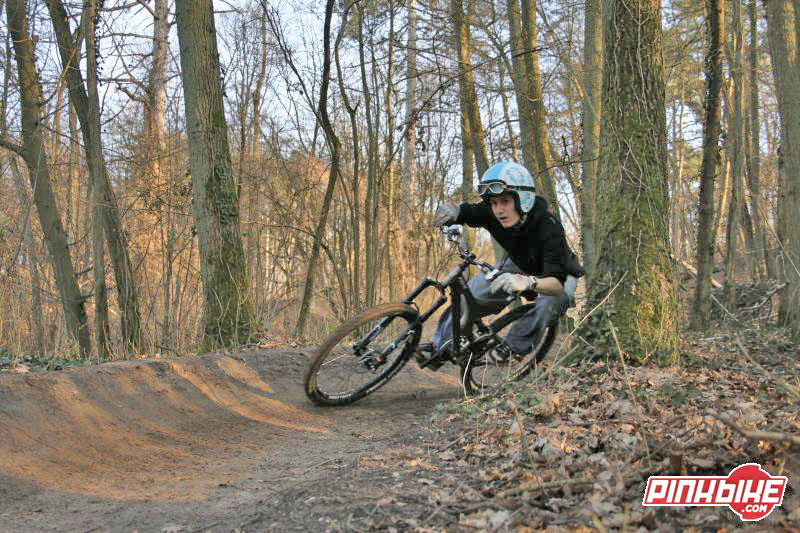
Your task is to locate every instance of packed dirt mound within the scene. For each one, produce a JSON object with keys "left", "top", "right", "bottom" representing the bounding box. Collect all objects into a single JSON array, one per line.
[{"left": 0, "top": 349, "right": 460, "bottom": 505}]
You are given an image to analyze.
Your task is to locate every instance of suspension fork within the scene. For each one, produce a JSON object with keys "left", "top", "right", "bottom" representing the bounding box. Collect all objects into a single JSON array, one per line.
[
  {"left": 449, "top": 271, "right": 487, "bottom": 362},
  {"left": 353, "top": 277, "right": 447, "bottom": 354},
  {"left": 450, "top": 282, "right": 462, "bottom": 361}
]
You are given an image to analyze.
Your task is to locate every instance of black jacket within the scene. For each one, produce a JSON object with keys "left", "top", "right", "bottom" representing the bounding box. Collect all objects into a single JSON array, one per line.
[{"left": 456, "top": 196, "right": 584, "bottom": 283}]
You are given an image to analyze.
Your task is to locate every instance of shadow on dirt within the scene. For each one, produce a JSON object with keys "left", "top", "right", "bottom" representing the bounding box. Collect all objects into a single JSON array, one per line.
[{"left": 0, "top": 349, "right": 461, "bottom": 530}]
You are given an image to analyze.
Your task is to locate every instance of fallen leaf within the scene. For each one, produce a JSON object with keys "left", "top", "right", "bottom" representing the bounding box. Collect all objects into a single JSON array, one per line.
[
  {"left": 438, "top": 450, "right": 456, "bottom": 461},
  {"left": 689, "top": 457, "right": 715, "bottom": 469}
]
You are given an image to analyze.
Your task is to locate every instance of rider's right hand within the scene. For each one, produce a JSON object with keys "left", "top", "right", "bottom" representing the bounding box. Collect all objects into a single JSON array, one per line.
[{"left": 433, "top": 203, "right": 460, "bottom": 227}]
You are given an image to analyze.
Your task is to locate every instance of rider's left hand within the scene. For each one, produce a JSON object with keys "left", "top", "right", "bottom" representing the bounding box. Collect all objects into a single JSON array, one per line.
[
  {"left": 433, "top": 203, "right": 460, "bottom": 227},
  {"left": 490, "top": 273, "right": 538, "bottom": 295}
]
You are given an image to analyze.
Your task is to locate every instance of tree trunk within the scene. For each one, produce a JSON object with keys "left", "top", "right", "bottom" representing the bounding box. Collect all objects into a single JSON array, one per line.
[
  {"left": 295, "top": 0, "right": 341, "bottom": 338},
  {"left": 520, "top": 0, "right": 559, "bottom": 218},
  {"left": 460, "top": 96, "right": 476, "bottom": 252},
  {"left": 246, "top": 10, "right": 269, "bottom": 299},
  {"left": 460, "top": 95, "right": 475, "bottom": 198},
  {"left": 145, "top": 0, "right": 168, "bottom": 185},
  {"left": 498, "top": 60, "right": 519, "bottom": 161},
  {"left": 691, "top": 0, "right": 725, "bottom": 330},
  {"left": 334, "top": 29, "right": 361, "bottom": 314},
  {"left": 454, "top": 0, "right": 504, "bottom": 260},
  {"left": 399, "top": 0, "right": 417, "bottom": 229},
  {"left": 747, "top": 0, "right": 772, "bottom": 279},
  {"left": 2, "top": 28, "right": 45, "bottom": 356},
  {"left": 764, "top": 0, "right": 800, "bottom": 334},
  {"left": 579, "top": 0, "right": 603, "bottom": 280},
  {"left": 358, "top": 6, "right": 379, "bottom": 309},
  {"left": 92, "top": 166, "right": 111, "bottom": 360},
  {"left": 9, "top": 157, "right": 45, "bottom": 355},
  {"left": 385, "top": 1, "right": 397, "bottom": 302},
  {"left": 6, "top": 0, "right": 91, "bottom": 356},
  {"left": 670, "top": 91, "right": 687, "bottom": 263},
  {"left": 175, "top": 0, "right": 255, "bottom": 348},
  {"left": 142, "top": 0, "right": 173, "bottom": 349},
  {"left": 584, "top": 0, "right": 679, "bottom": 363},
  {"left": 506, "top": 0, "right": 537, "bottom": 176},
  {"left": 453, "top": 0, "right": 489, "bottom": 176},
  {"left": 85, "top": 0, "right": 111, "bottom": 361},
  {"left": 723, "top": 0, "right": 746, "bottom": 309},
  {"left": 46, "top": 0, "right": 144, "bottom": 353},
  {"left": 68, "top": 100, "right": 82, "bottom": 240}
]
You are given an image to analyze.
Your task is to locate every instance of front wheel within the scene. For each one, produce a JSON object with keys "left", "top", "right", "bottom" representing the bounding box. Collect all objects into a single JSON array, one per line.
[
  {"left": 461, "top": 303, "right": 558, "bottom": 396},
  {"left": 304, "top": 303, "right": 421, "bottom": 406}
]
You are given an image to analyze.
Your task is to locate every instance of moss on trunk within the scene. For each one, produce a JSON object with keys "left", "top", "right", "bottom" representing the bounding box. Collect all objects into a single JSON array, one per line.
[
  {"left": 579, "top": 0, "right": 680, "bottom": 365},
  {"left": 176, "top": 0, "right": 255, "bottom": 350}
]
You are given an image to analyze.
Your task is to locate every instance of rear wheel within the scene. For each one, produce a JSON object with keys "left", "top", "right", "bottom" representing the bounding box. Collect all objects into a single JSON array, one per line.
[
  {"left": 461, "top": 303, "right": 557, "bottom": 396},
  {"left": 304, "top": 303, "right": 421, "bottom": 406}
]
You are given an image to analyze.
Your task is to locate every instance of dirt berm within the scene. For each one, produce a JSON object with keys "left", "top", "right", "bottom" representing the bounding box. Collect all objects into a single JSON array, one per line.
[{"left": 0, "top": 349, "right": 462, "bottom": 531}]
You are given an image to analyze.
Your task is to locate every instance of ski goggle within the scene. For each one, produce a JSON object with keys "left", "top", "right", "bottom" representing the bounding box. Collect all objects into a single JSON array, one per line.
[{"left": 477, "top": 181, "right": 536, "bottom": 197}]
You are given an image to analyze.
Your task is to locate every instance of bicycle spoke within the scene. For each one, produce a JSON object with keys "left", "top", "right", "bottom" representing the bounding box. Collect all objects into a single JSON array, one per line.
[
  {"left": 305, "top": 304, "right": 421, "bottom": 405},
  {"left": 461, "top": 304, "right": 557, "bottom": 395}
]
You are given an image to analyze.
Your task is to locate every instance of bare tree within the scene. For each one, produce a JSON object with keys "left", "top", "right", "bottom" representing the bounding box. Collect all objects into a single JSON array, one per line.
[
  {"left": 722, "top": 0, "right": 746, "bottom": 308},
  {"left": 399, "top": 0, "right": 418, "bottom": 228},
  {"left": 45, "top": 0, "right": 144, "bottom": 353},
  {"left": 520, "top": 0, "right": 558, "bottom": 217},
  {"left": 504, "top": 0, "right": 558, "bottom": 215},
  {"left": 584, "top": 0, "right": 679, "bottom": 363},
  {"left": 175, "top": 0, "right": 255, "bottom": 348},
  {"left": 691, "top": 0, "right": 725, "bottom": 330},
  {"left": 764, "top": 0, "right": 800, "bottom": 334},
  {"left": 86, "top": 0, "right": 111, "bottom": 358},
  {"left": 453, "top": 0, "right": 489, "bottom": 176},
  {"left": 293, "top": 0, "right": 342, "bottom": 338},
  {"left": 143, "top": 0, "right": 174, "bottom": 350},
  {"left": 1, "top": 26, "right": 45, "bottom": 355},
  {"left": 746, "top": 0, "right": 772, "bottom": 279},
  {"left": 579, "top": 0, "right": 603, "bottom": 278},
  {"left": 5, "top": 0, "right": 91, "bottom": 356}
]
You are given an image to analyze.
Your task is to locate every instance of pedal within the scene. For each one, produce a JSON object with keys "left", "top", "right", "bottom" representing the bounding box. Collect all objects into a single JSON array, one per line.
[
  {"left": 421, "top": 345, "right": 454, "bottom": 370},
  {"left": 414, "top": 343, "right": 434, "bottom": 367}
]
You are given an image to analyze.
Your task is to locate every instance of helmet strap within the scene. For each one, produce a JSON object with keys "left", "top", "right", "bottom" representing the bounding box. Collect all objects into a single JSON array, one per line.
[{"left": 512, "top": 212, "right": 528, "bottom": 229}]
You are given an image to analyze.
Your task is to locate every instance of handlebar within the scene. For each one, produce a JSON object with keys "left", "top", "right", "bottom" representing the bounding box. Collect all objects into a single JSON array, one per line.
[
  {"left": 440, "top": 225, "right": 528, "bottom": 302},
  {"left": 440, "top": 225, "right": 506, "bottom": 282},
  {"left": 441, "top": 225, "right": 493, "bottom": 270}
]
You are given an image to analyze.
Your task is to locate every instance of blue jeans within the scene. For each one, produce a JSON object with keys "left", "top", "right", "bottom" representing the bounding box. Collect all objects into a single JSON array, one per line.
[{"left": 432, "top": 257, "right": 575, "bottom": 354}]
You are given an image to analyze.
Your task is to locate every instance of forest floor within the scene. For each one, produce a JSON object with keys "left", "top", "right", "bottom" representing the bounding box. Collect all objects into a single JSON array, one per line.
[{"left": 0, "top": 325, "right": 797, "bottom": 532}]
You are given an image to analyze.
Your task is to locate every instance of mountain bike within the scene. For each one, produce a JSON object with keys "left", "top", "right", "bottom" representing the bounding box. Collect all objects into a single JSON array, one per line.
[{"left": 304, "top": 226, "right": 557, "bottom": 406}]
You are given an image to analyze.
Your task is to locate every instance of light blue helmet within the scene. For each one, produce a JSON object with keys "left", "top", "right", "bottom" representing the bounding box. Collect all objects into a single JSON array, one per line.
[{"left": 477, "top": 161, "right": 536, "bottom": 214}]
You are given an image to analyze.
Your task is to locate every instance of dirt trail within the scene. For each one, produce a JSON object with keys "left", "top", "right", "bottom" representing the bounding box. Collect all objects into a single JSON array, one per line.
[{"left": 0, "top": 349, "right": 462, "bottom": 532}]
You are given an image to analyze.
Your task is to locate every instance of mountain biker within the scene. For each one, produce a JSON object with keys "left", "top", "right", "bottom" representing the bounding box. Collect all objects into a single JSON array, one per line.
[{"left": 424, "top": 160, "right": 583, "bottom": 364}]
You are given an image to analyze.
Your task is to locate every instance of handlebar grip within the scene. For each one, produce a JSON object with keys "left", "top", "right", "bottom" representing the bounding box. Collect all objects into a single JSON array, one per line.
[{"left": 484, "top": 267, "right": 501, "bottom": 281}]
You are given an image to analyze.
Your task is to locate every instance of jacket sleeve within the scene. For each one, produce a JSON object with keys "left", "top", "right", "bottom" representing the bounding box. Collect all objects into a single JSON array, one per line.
[
  {"left": 539, "top": 216, "right": 568, "bottom": 284},
  {"left": 456, "top": 202, "right": 495, "bottom": 228}
]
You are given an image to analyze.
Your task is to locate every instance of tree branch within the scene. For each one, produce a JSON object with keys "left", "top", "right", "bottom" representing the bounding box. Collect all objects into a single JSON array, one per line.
[
  {"left": 709, "top": 410, "right": 800, "bottom": 447},
  {"left": 0, "top": 135, "right": 24, "bottom": 155}
]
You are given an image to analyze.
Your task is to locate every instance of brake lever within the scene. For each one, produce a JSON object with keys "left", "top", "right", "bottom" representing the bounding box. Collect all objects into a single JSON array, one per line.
[{"left": 484, "top": 267, "right": 502, "bottom": 281}]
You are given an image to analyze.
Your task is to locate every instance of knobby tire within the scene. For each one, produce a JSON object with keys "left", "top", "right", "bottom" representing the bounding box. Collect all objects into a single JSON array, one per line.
[
  {"left": 304, "top": 303, "right": 421, "bottom": 406},
  {"left": 461, "top": 303, "right": 558, "bottom": 396}
]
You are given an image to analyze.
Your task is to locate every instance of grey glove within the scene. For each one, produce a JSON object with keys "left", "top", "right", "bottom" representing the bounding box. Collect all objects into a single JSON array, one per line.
[
  {"left": 433, "top": 203, "right": 460, "bottom": 227},
  {"left": 490, "top": 273, "right": 538, "bottom": 295}
]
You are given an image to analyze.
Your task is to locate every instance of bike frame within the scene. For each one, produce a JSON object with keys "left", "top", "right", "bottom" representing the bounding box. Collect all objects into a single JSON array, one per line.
[{"left": 352, "top": 227, "right": 508, "bottom": 367}]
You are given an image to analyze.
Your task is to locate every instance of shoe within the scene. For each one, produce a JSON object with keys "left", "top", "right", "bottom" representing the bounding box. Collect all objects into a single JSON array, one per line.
[
  {"left": 486, "top": 342, "right": 530, "bottom": 364},
  {"left": 416, "top": 342, "right": 453, "bottom": 370},
  {"left": 414, "top": 342, "right": 434, "bottom": 366},
  {"left": 486, "top": 342, "right": 514, "bottom": 364}
]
